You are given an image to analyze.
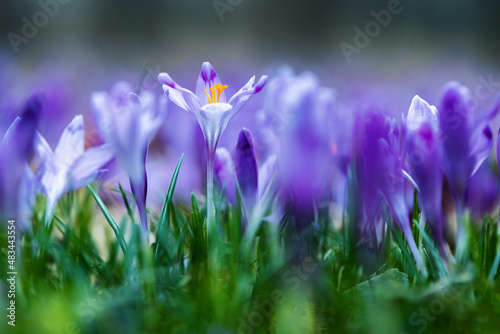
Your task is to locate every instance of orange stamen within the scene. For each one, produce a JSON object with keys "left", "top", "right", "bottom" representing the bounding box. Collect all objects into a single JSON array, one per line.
[{"left": 205, "top": 84, "right": 228, "bottom": 104}]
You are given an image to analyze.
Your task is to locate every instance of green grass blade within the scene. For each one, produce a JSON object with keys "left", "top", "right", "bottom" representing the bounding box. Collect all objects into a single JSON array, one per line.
[
  {"left": 87, "top": 184, "right": 127, "bottom": 254},
  {"left": 155, "top": 154, "right": 184, "bottom": 259},
  {"left": 119, "top": 183, "right": 136, "bottom": 225},
  {"left": 412, "top": 219, "right": 446, "bottom": 278},
  {"left": 387, "top": 220, "right": 419, "bottom": 279}
]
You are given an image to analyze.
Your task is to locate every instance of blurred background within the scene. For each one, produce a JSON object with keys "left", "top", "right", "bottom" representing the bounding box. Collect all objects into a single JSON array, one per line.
[
  {"left": 3, "top": 0, "right": 500, "bottom": 113},
  {"left": 2, "top": 0, "right": 500, "bottom": 205},
  {"left": 2, "top": 0, "right": 499, "bottom": 65}
]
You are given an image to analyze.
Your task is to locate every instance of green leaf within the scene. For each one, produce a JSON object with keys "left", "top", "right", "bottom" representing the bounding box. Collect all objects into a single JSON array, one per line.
[
  {"left": 343, "top": 268, "right": 409, "bottom": 299},
  {"left": 155, "top": 154, "right": 184, "bottom": 259},
  {"left": 412, "top": 219, "right": 446, "bottom": 278},
  {"left": 87, "top": 184, "right": 127, "bottom": 254},
  {"left": 387, "top": 220, "right": 419, "bottom": 279},
  {"left": 119, "top": 183, "right": 135, "bottom": 225}
]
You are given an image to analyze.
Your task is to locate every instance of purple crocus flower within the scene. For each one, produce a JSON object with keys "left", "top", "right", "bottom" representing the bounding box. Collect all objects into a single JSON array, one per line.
[
  {"left": 214, "top": 147, "right": 236, "bottom": 203},
  {"left": 438, "top": 81, "right": 499, "bottom": 259},
  {"left": 215, "top": 128, "right": 277, "bottom": 214},
  {"left": 405, "top": 95, "right": 447, "bottom": 258},
  {"left": 492, "top": 129, "right": 500, "bottom": 280},
  {"left": 35, "top": 115, "right": 114, "bottom": 225},
  {"left": 91, "top": 82, "right": 166, "bottom": 234},
  {"left": 257, "top": 69, "right": 337, "bottom": 220},
  {"left": 438, "top": 81, "right": 498, "bottom": 212},
  {"left": 468, "top": 162, "right": 498, "bottom": 221},
  {"left": 158, "top": 62, "right": 267, "bottom": 228},
  {"left": 0, "top": 96, "right": 41, "bottom": 229},
  {"left": 360, "top": 112, "right": 425, "bottom": 273}
]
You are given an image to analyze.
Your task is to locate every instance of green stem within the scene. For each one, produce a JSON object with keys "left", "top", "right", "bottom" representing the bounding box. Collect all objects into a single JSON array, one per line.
[{"left": 206, "top": 147, "right": 215, "bottom": 233}]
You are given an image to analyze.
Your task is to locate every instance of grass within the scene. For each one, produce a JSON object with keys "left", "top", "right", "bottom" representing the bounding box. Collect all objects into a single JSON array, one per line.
[{"left": 1, "top": 154, "right": 500, "bottom": 334}]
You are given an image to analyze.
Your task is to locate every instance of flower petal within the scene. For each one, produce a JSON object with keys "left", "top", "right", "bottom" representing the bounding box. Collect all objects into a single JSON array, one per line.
[
  {"left": 475, "top": 95, "right": 500, "bottom": 125},
  {"left": 439, "top": 81, "right": 475, "bottom": 166},
  {"left": 407, "top": 95, "right": 438, "bottom": 131},
  {"left": 18, "top": 165, "right": 39, "bottom": 231},
  {"left": 258, "top": 154, "right": 277, "bottom": 200},
  {"left": 3, "top": 95, "right": 42, "bottom": 162},
  {"left": 34, "top": 132, "right": 55, "bottom": 173},
  {"left": 158, "top": 72, "right": 202, "bottom": 114},
  {"left": 70, "top": 144, "right": 115, "bottom": 189},
  {"left": 235, "top": 128, "right": 258, "bottom": 210},
  {"left": 197, "top": 103, "right": 233, "bottom": 152},
  {"left": 214, "top": 147, "right": 236, "bottom": 203},
  {"left": 196, "top": 62, "right": 226, "bottom": 104},
  {"left": 469, "top": 123, "right": 493, "bottom": 176},
  {"left": 228, "top": 75, "right": 268, "bottom": 116},
  {"left": 54, "top": 115, "right": 85, "bottom": 166}
]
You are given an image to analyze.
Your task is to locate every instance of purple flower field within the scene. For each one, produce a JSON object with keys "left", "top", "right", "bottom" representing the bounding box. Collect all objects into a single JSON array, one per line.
[{"left": 2, "top": 1, "right": 500, "bottom": 333}]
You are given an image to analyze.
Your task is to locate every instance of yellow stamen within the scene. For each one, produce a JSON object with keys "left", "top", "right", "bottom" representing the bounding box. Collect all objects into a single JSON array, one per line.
[{"left": 205, "top": 84, "right": 228, "bottom": 104}]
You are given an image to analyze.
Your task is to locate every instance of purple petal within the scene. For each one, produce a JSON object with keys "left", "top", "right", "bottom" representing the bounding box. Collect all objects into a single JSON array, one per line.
[
  {"left": 18, "top": 165, "right": 39, "bottom": 231},
  {"left": 438, "top": 81, "right": 476, "bottom": 206},
  {"left": 158, "top": 72, "right": 202, "bottom": 114},
  {"left": 214, "top": 147, "right": 236, "bottom": 203},
  {"left": 3, "top": 95, "right": 42, "bottom": 163},
  {"left": 54, "top": 115, "right": 85, "bottom": 166},
  {"left": 228, "top": 75, "right": 268, "bottom": 116},
  {"left": 195, "top": 62, "right": 226, "bottom": 104},
  {"left": 197, "top": 103, "right": 233, "bottom": 153},
  {"left": 469, "top": 123, "right": 493, "bottom": 176},
  {"left": 70, "top": 144, "right": 115, "bottom": 189},
  {"left": 130, "top": 172, "right": 148, "bottom": 232},
  {"left": 407, "top": 95, "right": 438, "bottom": 131},
  {"left": 498, "top": 128, "right": 500, "bottom": 175},
  {"left": 258, "top": 154, "right": 277, "bottom": 200},
  {"left": 0, "top": 96, "right": 41, "bottom": 222},
  {"left": 235, "top": 128, "right": 258, "bottom": 210},
  {"left": 468, "top": 163, "right": 498, "bottom": 221},
  {"left": 34, "top": 133, "right": 55, "bottom": 173},
  {"left": 406, "top": 121, "right": 445, "bottom": 253},
  {"left": 475, "top": 95, "right": 500, "bottom": 124},
  {"left": 110, "top": 81, "right": 134, "bottom": 104}
]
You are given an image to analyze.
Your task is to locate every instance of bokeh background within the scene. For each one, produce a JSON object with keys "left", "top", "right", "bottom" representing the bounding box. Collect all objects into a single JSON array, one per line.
[{"left": 2, "top": 0, "right": 500, "bottom": 206}]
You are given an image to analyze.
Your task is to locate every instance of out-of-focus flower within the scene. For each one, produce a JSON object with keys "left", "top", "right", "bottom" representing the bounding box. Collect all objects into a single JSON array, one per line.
[
  {"left": 259, "top": 69, "right": 336, "bottom": 222},
  {"left": 360, "top": 112, "right": 425, "bottom": 273},
  {"left": 468, "top": 162, "right": 498, "bottom": 222},
  {"left": 91, "top": 82, "right": 166, "bottom": 233},
  {"left": 438, "top": 81, "right": 499, "bottom": 212},
  {"left": 35, "top": 115, "right": 114, "bottom": 225},
  {"left": 438, "top": 81, "right": 499, "bottom": 260},
  {"left": 215, "top": 128, "right": 277, "bottom": 214},
  {"left": 0, "top": 96, "right": 41, "bottom": 230},
  {"left": 405, "top": 95, "right": 447, "bottom": 258},
  {"left": 158, "top": 62, "right": 267, "bottom": 228},
  {"left": 215, "top": 147, "right": 236, "bottom": 203}
]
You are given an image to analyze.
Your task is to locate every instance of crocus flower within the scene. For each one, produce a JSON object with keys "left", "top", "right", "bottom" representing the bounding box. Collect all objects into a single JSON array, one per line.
[
  {"left": 438, "top": 81, "right": 499, "bottom": 259},
  {"left": 35, "top": 115, "right": 114, "bottom": 225},
  {"left": 438, "top": 81, "right": 498, "bottom": 212},
  {"left": 467, "top": 162, "right": 498, "bottom": 222},
  {"left": 158, "top": 62, "right": 267, "bottom": 228},
  {"left": 360, "top": 112, "right": 425, "bottom": 273},
  {"left": 0, "top": 96, "right": 41, "bottom": 229},
  {"left": 91, "top": 82, "right": 166, "bottom": 233},
  {"left": 257, "top": 69, "right": 337, "bottom": 217},
  {"left": 491, "top": 129, "right": 500, "bottom": 280},
  {"left": 215, "top": 128, "right": 277, "bottom": 215},
  {"left": 405, "top": 95, "right": 447, "bottom": 258}
]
